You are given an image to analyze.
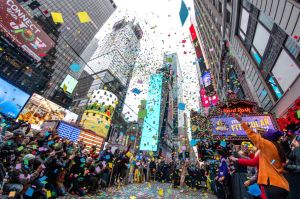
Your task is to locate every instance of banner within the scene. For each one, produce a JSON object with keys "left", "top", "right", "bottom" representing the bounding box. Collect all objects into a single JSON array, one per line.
[
  {"left": 210, "top": 116, "right": 276, "bottom": 136},
  {"left": 0, "top": 0, "right": 55, "bottom": 61}
]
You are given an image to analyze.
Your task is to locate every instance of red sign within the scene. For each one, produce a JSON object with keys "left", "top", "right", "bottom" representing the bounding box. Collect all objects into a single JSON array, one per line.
[
  {"left": 0, "top": 0, "right": 55, "bottom": 61},
  {"left": 200, "top": 88, "right": 218, "bottom": 107},
  {"left": 189, "top": 24, "right": 197, "bottom": 41}
]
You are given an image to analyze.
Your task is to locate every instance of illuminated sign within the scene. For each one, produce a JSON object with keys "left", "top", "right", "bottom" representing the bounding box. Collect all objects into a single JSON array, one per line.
[
  {"left": 140, "top": 73, "right": 163, "bottom": 151},
  {"left": 18, "top": 93, "right": 78, "bottom": 127},
  {"left": 222, "top": 107, "right": 252, "bottom": 114},
  {"left": 200, "top": 88, "right": 218, "bottom": 107},
  {"left": 202, "top": 71, "right": 212, "bottom": 87},
  {"left": 0, "top": 77, "right": 30, "bottom": 118},
  {"left": 189, "top": 24, "right": 197, "bottom": 41},
  {"left": 210, "top": 116, "right": 276, "bottom": 136},
  {"left": 60, "top": 75, "right": 78, "bottom": 94},
  {"left": 0, "top": 0, "right": 55, "bottom": 61},
  {"left": 80, "top": 89, "right": 118, "bottom": 138}
]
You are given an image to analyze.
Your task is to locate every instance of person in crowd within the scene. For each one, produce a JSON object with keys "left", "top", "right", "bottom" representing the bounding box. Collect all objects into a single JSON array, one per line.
[
  {"left": 284, "top": 135, "right": 300, "bottom": 199},
  {"left": 235, "top": 114, "right": 290, "bottom": 199}
]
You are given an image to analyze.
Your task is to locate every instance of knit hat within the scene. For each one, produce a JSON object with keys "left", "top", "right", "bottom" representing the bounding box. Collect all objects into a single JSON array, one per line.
[
  {"left": 13, "top": 129, "right": 25, "bottom": 136},
  {"left": 262, "top": 129, "right": 284, "bottom": 141}
]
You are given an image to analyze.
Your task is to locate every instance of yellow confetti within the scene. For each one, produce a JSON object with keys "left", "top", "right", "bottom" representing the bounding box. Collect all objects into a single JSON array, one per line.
[
  {"left": 46, "top": 190, "right": 51, "bottom": 198},
  {"left": 130, "top": 196, "right": 136, "bottom": 199},
  {"left": 77, "top": 12, "right": 91, "bottom": 23},
  {"left": 126, "top": 152, "right": 132, "bottom": 158},
  {"left": 63, "top": 84, "right": 68, "bottom": 92},
  {"left": 51, "top": 12, "right": 64, "bottom": 23},
  {"left": 108, "top": 163, "right": 113, "bottom": 168},
  {"left": 158, "top": 189, "right": 164, "bottom": 197}
]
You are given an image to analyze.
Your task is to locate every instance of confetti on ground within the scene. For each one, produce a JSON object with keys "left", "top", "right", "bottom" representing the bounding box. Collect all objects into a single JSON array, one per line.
[{"left": 92, "top": 182, "right": 217, "bottom": 199}]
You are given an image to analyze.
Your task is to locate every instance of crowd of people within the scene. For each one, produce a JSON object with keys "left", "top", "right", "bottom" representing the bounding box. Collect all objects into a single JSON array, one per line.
[{"left": 0, "top": 113, "right": 299, "bottom": 199}]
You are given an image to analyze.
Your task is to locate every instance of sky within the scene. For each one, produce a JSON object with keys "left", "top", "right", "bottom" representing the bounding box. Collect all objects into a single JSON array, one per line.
[{"left": 94, "top": 0, "right": 201, "bottom": 121}]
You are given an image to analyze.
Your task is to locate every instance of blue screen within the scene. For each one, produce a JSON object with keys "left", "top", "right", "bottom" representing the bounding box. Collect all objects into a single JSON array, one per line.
[
  {"left": 57, "top": 122, "right": 81, "bottom": 142},
  {"left": 140, "top": 73, "right": 163, "bottom": 151},
  {"left": 0, "top": 78, "right": 30, "bottom": 118}
]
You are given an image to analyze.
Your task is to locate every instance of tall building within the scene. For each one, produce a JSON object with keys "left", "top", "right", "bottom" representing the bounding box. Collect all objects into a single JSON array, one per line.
[
  {"left": 158, "top": 53, "right": 183, "bottom": 157},
  {"left": 139, "top": 54, "right": 183, "bottom": 157},
  {"left": 73, "top": 20, "right": 143, "bottom": 113},
  {"left": 9, "top": 0, "right": 117, "bottom": 107},
  {"left": 194, "top": 0, "right": 300, "bottom": 118}
]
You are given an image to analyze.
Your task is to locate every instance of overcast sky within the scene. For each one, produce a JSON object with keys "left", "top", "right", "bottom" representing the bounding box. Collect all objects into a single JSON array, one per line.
[{"left": 94, "top": 0, "right": 201, "bottom": 121}]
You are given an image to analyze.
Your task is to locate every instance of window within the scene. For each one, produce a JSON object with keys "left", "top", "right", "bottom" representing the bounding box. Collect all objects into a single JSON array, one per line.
[
  {"left": 267, "top": 76, "right": 283, "bottom": 99},
  {"left": 240, "top": 8, "right": 249, "bottom": 34},
  {"left": 259, "top": 12, "right": 273, "bottom": 31},
  {"left": 251, "top": 47, "right": 262, "bottom": 65},
  {"left": 252, "top": 23, "right": 270, "bottom": 57},
  {"left": 271, "top": 50, "right": 300, "bottom": 92}
]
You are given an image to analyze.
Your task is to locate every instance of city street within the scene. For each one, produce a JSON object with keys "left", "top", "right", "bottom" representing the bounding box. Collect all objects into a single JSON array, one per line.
[{"left": 94, "top": 182, "right": 217, "bottom": 199}]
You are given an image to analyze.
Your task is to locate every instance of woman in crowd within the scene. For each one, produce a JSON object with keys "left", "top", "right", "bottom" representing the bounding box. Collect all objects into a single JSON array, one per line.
[{"left": 235, "top": 115, "right": 289, "bottom": 199}]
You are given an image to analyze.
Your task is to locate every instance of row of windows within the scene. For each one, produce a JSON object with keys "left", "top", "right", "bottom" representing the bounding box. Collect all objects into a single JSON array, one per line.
[{"left": 238, "top": 2, "right": 300, "bottom": 106}]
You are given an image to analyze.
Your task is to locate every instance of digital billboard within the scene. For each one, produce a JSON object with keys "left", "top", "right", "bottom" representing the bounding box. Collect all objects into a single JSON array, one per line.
[
  {"left": 200, "top": 88, "right": 218, "bottom": 108},
  {"left": 60, "top": 75, "right": 78, "bottom": 94},
  {"left": 210, "top": 116, "right": 276, "bottom": 136},
  {"left": 0, "top": 77, "right": 30, "bottom": 118},
  {"left": 189, "top": 24, "right": 197, "bottom": 41},
  {"left": 140, "top": 74, "right": 163, "bottom": 151},
  {"left": 0, "top": 0, "right": 55, "bottom": 61},
  {"left": 18, "top": 93, "right": 78, "bottom": 128},
  {"left": 80, "top": 89, "right": 118, "bottom": 138}
]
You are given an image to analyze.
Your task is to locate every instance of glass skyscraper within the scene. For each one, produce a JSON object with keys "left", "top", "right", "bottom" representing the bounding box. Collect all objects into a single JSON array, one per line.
[{"left": 13, "top": 0, "right": 117, "bottom": 107}]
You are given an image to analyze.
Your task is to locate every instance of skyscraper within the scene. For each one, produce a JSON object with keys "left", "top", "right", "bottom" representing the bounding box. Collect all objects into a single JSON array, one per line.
[
  {"left": 14, "top": 0, "right": 117, "bottom": 107},
  {"left": 72, "top": 20, "right": 142, "bottom": 139},
  {"left": 193, "top": 0, "right": 300, "bottom": 117},
  {"left": 73, "top": 19, "right": 143, "bottom": 112}
]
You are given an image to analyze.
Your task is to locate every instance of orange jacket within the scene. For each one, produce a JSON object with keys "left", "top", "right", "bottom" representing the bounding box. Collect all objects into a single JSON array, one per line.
[{"left": 241, "top": 122, "right": 289, "bottom": 191}]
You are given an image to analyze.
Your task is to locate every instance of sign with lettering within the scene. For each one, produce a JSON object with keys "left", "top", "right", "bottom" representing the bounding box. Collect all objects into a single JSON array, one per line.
[
  {"left": 222, "top": 107, "right": 253, "bottom": 114},
  {"left": 210, "top": 116, "right": 276, "bottom": 136},
  {"left": 0, "top": 0, "right": 55, "bottom": 61}
]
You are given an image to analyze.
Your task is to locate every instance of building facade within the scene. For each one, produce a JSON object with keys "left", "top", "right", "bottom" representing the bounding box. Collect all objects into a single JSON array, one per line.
[
  {"left": 194, "top": 0, "right": 300, "bottom": 117},
  {"left": 73, "top": 20, "right": 142, "bottom": 114},
  {"left": 8, "top": 0, "right": 117, "bottom": 107}
]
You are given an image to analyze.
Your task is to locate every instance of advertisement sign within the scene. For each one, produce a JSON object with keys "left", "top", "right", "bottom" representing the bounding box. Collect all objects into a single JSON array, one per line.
[
  {"left": 210, "top": 116, "right": 276, "bottom": 136},
  {"left": 80, "top": 89, "right": 118, "bottom": 138},
  {"left": 0, "top": 0, "right": 55, "bottom": 61},
  {"left": 200, "top": 88, "right": 218, "bottom": 107},
  {"left": 140, "top": 74, "right": 163, "bottom": 151},
  {"left": 18, "top": 93, "right": 78, "bottom": 128},
  {"left": 189, "top": 24, "right": 197, "bottom": 41},
  {"left": 60, "top": 75, "right": 78, "bottom": 94},
  {"left": 202, "top": 71, "right": 212, "bottom": 87},
  {"left": 0, "top": 77, "right": 30, "bottom": 118}
]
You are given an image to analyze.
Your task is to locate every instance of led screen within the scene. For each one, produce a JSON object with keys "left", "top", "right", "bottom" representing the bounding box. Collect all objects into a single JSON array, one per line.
[
  {"left": 80, "top": 89, "right": 118, "bottom": 138},
  {"left": 57, "top": 122, "right": 81, "bottom": 142},
  {"left": 140, "top": 74, "right": 163, "bottom": 151},
  {"left": 60, "top": 75, "right": 78, "bottom": 94},
  {"left": 0, "top": 0, "right": 55, "bottom": 61},
  {"left": 0, "top": 78, "right": 30, "bottom": 118},
  {"left": 18, "top": 93, "right": 78, "bottom": 128},
  {"left": 210, "top": 116, "right": 275, "bottom": 136}
]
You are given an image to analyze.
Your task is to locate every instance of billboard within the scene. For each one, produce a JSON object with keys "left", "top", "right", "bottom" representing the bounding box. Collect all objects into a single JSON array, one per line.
[
  {"left": 60, "top": 75, "right": 78, "bottom": 94},
  {"left": 200, "top": 88, "right": 218, "bottom": 107},
  {"left": 189, "top": 24, "right": 197, "bottom": 41},
  {"left": 80, "top": 89, "right": 118, "bottom": 138},
  {"left": 201, "top": 71, "right": 215, "bottom": 96},
  {"left": 0, "top": 77, "right": 30, "bottom": 118},
  {"left": 0, "top": 0, "right": 55, "bottom": 61},
  {"left": 210, "top": 116, "right": 276, "bottom": 136},
  {"left": 140, "top": 74, "right": 163, "bottom": 151},
  {"left": 18, "top": 93, "right": 78, "bottom": 128}
]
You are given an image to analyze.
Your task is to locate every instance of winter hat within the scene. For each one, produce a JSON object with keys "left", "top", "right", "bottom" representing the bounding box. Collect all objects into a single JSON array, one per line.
[
  {"left": 13, "top": 129, "right": 25, "bottom": 136},
  {"left": 262, "top": 129, "right": 284, "bottom": 142},
  {"left": 23, "top": 154, "right": 35, "bottom": 161}
]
